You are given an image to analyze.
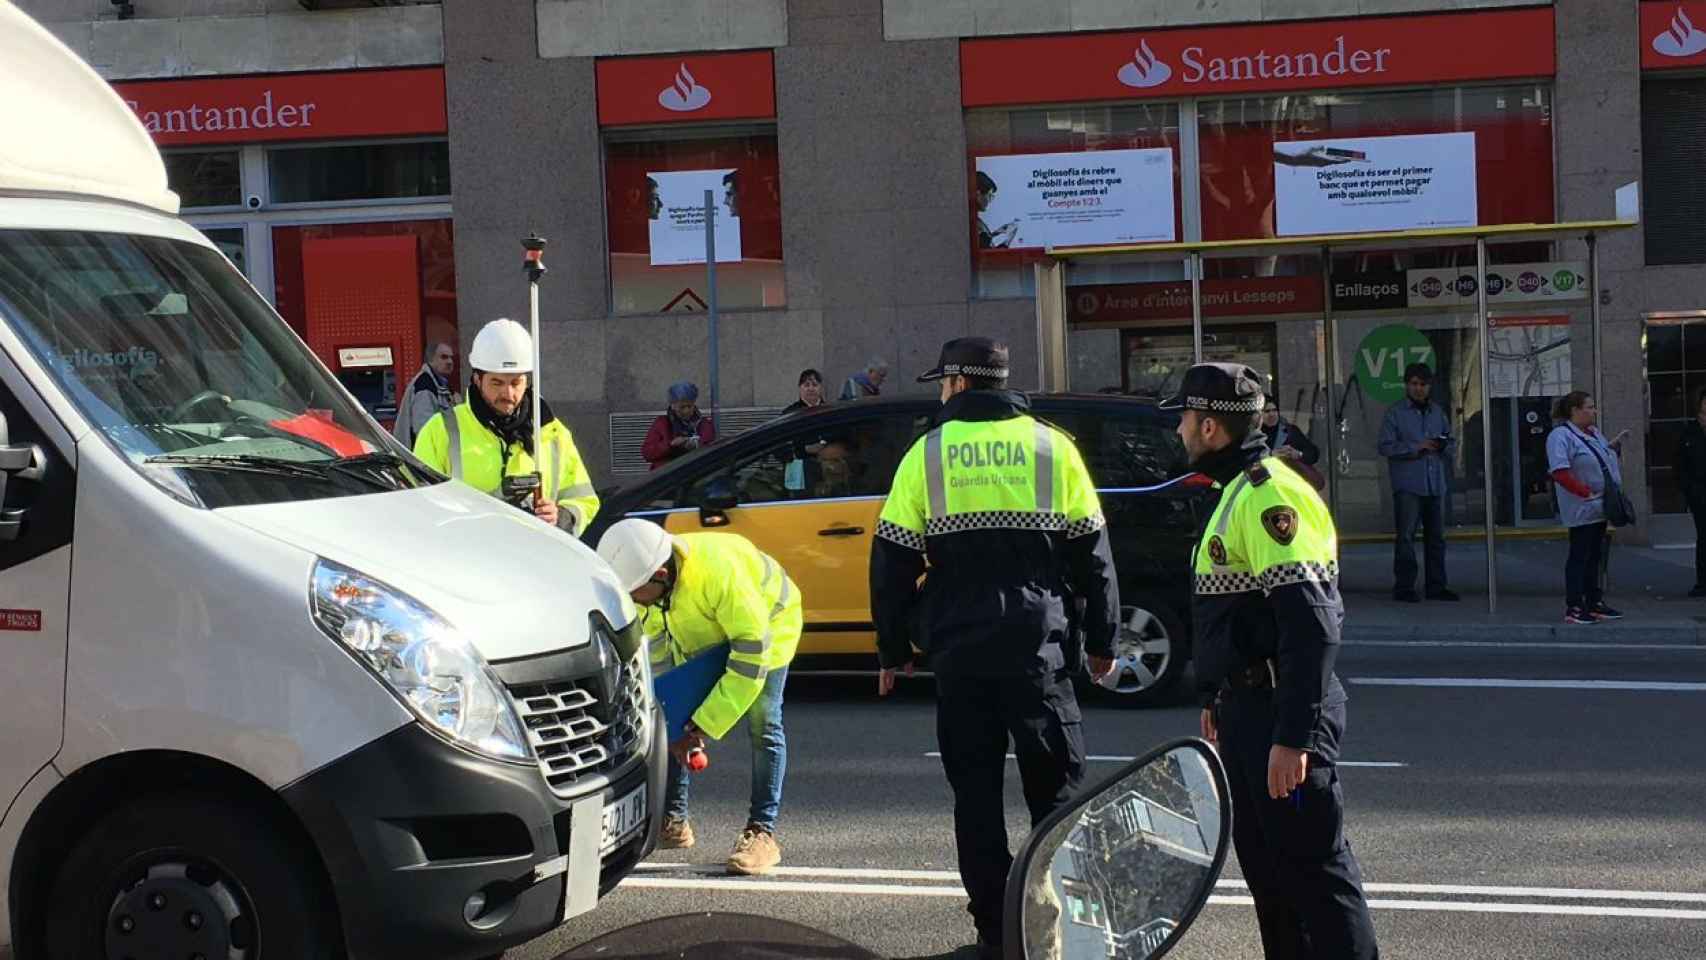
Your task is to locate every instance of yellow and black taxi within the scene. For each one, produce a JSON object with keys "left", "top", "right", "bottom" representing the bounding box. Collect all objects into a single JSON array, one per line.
[{"left": 585, "top": 393, "right": 1216, "bottom": 706}]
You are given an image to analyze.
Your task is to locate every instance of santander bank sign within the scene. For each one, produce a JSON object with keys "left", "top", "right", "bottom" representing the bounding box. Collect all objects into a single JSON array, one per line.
[{"left": 960, "top": 7, "right": 1556, "bottom": 108}]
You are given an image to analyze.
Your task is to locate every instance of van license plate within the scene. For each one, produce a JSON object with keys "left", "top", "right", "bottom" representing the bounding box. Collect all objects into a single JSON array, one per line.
[{"left": 601, "top": 786, "right": 646, "bottom": 854}]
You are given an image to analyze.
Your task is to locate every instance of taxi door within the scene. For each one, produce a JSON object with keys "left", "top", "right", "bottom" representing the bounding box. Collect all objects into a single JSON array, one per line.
[{"left": 661, "top": 413, "right": 919, "bottom": 656}]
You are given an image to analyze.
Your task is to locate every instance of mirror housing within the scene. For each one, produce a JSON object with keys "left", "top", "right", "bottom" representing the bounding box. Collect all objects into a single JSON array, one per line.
[{"left": 1004, "top": 737, "right": 1231, "bottom": 960}]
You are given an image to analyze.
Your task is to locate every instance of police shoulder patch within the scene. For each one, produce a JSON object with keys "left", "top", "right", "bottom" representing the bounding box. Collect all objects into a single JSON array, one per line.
[
  {"left": 1260, "top": 505, "right": 1299, "bottom": 546},
  {"left": 1207, "top": 535, "right": 1228, "bottom": 566}
]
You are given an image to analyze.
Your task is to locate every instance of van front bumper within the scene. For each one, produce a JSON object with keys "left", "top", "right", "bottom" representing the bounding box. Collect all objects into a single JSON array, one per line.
[{"left": 281, "top": 713, "right": 667, "bottom": 960}]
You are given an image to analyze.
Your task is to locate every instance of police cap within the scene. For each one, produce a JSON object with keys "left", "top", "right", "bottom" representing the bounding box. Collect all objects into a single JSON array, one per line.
[
  {"left": 1159, "top": 362, "right": 1266, "bottom": 414},
  {"left": 916, "top": 337, "right": 1010, "bottom": 383}
]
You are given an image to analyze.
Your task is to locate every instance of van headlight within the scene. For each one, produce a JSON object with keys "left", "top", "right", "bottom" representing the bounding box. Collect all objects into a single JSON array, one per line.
[{"left": 310, "top": 559, "right": 531, "bottom": 764}]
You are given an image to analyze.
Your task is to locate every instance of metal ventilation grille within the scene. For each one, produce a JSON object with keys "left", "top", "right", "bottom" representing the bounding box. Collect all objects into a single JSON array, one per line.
[
  {"left": 607, "top": 406, "right": 787, "bottom": 479},
  {"left": 510, "top": 649, "right": 649, "bottom": 796}
]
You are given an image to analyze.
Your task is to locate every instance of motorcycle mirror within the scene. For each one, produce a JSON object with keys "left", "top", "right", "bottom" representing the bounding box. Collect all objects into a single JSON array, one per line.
[{"left": 1003, "top": 737, "right": 1231, "bottom": 960}]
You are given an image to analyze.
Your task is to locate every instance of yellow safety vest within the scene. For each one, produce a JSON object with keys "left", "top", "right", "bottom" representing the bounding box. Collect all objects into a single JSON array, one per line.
[
  {"left": 640, "top": 532, "right": 802, "bottom": 740},
  {"left": 412, "top": 401, "right": 600, "bottom": 533}
]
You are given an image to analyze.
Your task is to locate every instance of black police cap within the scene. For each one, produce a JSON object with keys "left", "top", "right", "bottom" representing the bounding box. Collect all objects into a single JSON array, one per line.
[
  {"left": 917, "top": 337, "right": 1011, "bottom": 383},
  {"left": 1159, "top": 362, "right": 1266, "bottom": 414}
]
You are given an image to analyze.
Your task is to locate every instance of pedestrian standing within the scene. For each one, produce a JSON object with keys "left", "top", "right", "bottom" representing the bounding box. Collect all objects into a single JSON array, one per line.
[
  {"left": 1548, "top": 391, "right": 1630, "bottom": 624},
  {"left": 596, "top": 520, "right": 800, "bottom": 876},
  {"left": 392, "top": 340, "right": 456, "bottom": 449},
  {"left": 1376, "top": 362, "right": 1459, "bottom": 602},
  {"left": 1261, "top": 397, "right": 1324, "bottom": 490},
  {"left": 784, "top": 369, "right": 826, "bottom": 413},
  {"left": 1168, "top": 362, "right": 1380, "bottom": 960},
  {"left": 870, "top": 337, "right": 1118, "bottom": 960},
  {"left": 412, "top": 319, "right": 599, "bottom": 533},
  {"left": 1677, "top": 388, "right": 1706, "bottom": 598},
  {"left": 642, "top": 382, "right": 716, "bottom": 471},
  {"left": 839, "top": 358, "right": 888, "bottom": 400}
]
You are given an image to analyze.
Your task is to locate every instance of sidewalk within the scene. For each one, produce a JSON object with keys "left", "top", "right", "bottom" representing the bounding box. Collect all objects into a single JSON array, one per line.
[{"left": 1339, "top": 537, "right": 1706, "bottom": 644}]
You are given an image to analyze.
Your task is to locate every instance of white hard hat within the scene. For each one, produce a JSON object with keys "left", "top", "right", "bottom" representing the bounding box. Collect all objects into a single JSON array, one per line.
[
  {"left": 468, "top": 318, "right": 533, "bottom": 374},
  {"left": 597, "top": 519, "right": 677, "bottom": 593}
]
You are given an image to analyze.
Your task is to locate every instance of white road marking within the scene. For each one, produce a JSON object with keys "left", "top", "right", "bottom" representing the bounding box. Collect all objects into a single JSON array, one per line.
[
  {"left": 634, "top": 863, "right": 963, "bottom": 882},
  {"left": 1350, "top": 677, "right": 1706, "bottom": 692},
  {"left": 622, "top": 876, "right": 1706, "bottom": 920},
  {"left": 920, "top": 751, "right": 1405, "bottom": 768}
]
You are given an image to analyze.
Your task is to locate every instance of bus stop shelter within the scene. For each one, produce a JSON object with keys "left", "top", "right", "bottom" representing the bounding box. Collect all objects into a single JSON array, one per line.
[{"left": 1033, "top": 217, "right": 1638, "bottom": 614}]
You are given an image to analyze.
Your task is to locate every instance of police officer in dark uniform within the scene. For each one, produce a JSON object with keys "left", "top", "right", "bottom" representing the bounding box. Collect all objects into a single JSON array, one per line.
[
  {"left": 870, "top": 337, "right": 1120, "bottom": 959},
  {"left": 1164, "top": 362, "right": 1380, "bottom": 960}
]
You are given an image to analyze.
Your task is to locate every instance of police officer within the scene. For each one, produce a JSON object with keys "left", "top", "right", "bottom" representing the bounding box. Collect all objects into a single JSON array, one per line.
[
  {"left": 413, "top": 318, "right": 599, "bottom": 533},
  {"left": 1163, "top": 362, "right": 1380, "bottom": 960},
  {"left": 870, "top": 337, "right": 1118, "bottom": 959}
]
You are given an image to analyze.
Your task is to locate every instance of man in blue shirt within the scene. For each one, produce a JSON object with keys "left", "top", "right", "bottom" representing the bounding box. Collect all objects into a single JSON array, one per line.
[{"left": 1377, "top": 362, "right": 1460, "bottom": 603}]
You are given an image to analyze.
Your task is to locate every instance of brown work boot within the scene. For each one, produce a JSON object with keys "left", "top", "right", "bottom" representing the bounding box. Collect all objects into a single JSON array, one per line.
[
  {"left": 659, "top": 816, "right": 695, "bottom": 850},
  {"left": 726, "top": 824, "right": 781, "bottom": 876}
]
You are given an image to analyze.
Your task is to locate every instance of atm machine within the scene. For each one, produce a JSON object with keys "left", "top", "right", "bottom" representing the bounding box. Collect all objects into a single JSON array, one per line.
[{"left": 333, "top": 344, "right": 401, "bottom": 426}]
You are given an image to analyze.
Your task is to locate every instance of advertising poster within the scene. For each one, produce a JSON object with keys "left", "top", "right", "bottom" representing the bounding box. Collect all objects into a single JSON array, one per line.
[
  {"left": 1273, "top": 132, "right": 1477, "bottom": 236},
  {"left": 1405, "top": 262, "right": 1588, "bottom": 308},
  {"left": 647, "top": 168, "right": 742, "bottom": 266},
  {"left": 974, "top": 148, "right": 1176, "bottom": 250}
]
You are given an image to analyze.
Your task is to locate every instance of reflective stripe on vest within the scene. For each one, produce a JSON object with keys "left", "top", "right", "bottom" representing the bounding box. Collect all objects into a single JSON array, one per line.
[{"left": 444, "top": 408, "right": 463, "bottom": 480}]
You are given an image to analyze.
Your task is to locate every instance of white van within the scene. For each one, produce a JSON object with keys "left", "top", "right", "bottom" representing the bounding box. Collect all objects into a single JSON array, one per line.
[{"left": 0, "top": 6, "right": 664, "bottom": 958}]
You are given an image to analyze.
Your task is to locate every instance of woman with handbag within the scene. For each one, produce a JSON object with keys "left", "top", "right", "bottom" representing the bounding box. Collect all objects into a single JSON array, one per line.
[{"left": 1547, "top": 391, "right": 1632, "bottom": 625}]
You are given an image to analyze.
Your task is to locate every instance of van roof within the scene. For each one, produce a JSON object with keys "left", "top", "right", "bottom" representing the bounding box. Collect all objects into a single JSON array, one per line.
[{"left": 0, "top": 3, "right": 179, "bottom": 215}]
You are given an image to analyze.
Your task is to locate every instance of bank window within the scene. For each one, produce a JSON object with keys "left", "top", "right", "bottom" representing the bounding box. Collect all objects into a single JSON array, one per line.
[
  {"left": 966, "top": 104, "right": 1183, "bottom": 299},
  {"left": 1642, "top": 78, "right": 1706, "bottom": 266},
  {"left": 163, "top": 149, "right": 242, "bottom": 209},
  {"left": 1198, "top": 84, "right": 1554, "bottom": 242},
  {"left": 267, "top": 139, "right": 451, "bottom": 204},
  {"left": 1645, "top": 320, "right": 1706, "bottom": 514},
  {"left": 604, "top": 126, "right": 784, "bottom": 316}
]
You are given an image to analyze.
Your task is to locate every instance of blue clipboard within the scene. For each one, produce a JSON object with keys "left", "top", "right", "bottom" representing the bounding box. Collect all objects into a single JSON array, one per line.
[{"left": 652, "top": 644, "right": 730, "bottom": 743}]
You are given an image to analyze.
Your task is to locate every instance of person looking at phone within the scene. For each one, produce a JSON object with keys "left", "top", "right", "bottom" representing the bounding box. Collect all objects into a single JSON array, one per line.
[{"left": 1376, "top": 362, "right": 1458, "bottom": 603}]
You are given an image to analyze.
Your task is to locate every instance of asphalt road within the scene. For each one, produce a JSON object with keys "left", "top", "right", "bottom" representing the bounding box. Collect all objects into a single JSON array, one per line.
[{"left": 512, "top": 640, "right": 1706, "bottom": 959}]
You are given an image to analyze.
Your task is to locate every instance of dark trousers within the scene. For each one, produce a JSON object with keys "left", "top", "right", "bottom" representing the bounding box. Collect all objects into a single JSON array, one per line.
[
  {"left": 1565, "top": 521, "right": 1608, "bottom": 610},
  {"left": 935, "top": 669, "right": 1086, "bottom": 945},
  {"left": 1691, "top": 500, "right": 1706, "bottom": 588},
  {"left": 1217, "top": 689, "right": 1380, "bottom": 960},
  {"left": 1393, "top": 492, "right": 1447, "bottom": 593}
]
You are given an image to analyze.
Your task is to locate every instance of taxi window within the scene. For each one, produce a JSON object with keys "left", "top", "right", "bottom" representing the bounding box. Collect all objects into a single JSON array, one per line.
[{"left": 682, "top": 414, "right": 914, "bottom": 506}]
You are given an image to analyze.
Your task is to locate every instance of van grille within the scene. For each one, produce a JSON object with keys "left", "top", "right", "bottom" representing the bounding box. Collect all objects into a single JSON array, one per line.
[{"left": 509, "top": 648, "right": 649, "bottom": 796}]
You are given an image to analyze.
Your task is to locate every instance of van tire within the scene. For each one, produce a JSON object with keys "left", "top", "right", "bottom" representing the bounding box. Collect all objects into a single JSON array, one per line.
[
  {"left": 1077, "top": 593, "right": 1188, "bottom": 708},
  {"left": 43, "top": 792, "right": 340, "bottom": 960}
]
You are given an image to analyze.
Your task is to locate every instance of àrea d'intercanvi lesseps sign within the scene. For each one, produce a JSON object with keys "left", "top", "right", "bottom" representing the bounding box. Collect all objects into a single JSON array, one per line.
[
  {"left": 960, "top": 7, "right": 1555, "bottom": 107},
  {"left": 110, "top": 67, "right": 447, "bottom": 147}
]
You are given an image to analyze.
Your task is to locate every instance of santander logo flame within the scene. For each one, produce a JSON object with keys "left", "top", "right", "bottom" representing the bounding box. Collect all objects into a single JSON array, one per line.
[
  {"left": 658, "top": 63, "right": 712, "bottom": 111},
  {"left": 1654, "top": 6, "right": 1706, "bottom": 57},
  {"left": 1116, "top": 39, "right": 1173, "bottom": 89}
]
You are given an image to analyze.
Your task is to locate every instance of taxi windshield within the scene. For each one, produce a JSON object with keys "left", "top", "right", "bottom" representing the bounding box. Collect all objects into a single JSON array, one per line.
[{"left": 0, "top": 229, "right": 439, "bottom": 508}]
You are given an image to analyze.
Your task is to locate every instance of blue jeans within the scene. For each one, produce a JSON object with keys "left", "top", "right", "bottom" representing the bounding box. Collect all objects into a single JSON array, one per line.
[
  {"left": 1393, "top": 491, "right": 1448, "bottom": 594},
  {"left": 664, "top": 665, "right": 788, "bottom": 833}
]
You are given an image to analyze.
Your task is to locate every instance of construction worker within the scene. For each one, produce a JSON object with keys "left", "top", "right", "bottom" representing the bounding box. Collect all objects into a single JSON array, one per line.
[
  {"left": 596, "top": 519, "right": 801, "bottom": 876},
  {"left": 1166, "top": 362, "right": 1380, "bottom": 960},
  {"left": 870, "top": 337, "right": 1118, "bottom": 960},
  {"left": 412, "top": 318, "right": 598, "bottom": 534}
]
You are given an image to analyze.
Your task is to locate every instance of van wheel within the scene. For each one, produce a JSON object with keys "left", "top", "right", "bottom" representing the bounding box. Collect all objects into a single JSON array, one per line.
[
  {"left": 44, "top": 792, "right": 339, "bottom": 960},
  {"left": 1079, "top": 596, "right": 1187, "bottom": 708}
]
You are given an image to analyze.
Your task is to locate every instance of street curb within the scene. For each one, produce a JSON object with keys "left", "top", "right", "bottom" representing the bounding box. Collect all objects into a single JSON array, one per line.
[{"left": 1343, "top": 622, "right": 1706, "bottom": 645}]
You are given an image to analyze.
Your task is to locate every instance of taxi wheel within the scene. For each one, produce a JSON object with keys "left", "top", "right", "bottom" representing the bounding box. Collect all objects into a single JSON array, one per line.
[
  {"left": 1079, "top": 595, "right": 1187, "bottom": 709},
  {"left": 44, "top": 792, "right": 340, "bottom": 960}
]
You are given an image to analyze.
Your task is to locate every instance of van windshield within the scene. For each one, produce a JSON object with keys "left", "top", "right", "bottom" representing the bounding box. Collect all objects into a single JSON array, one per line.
[{"left": 0, "top": 229, "right": 441, "bottom": 508}]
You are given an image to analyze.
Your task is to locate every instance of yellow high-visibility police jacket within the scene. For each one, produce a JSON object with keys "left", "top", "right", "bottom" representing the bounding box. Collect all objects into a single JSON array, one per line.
[
  {"left": 413, "top": 401, "right": 600, "bottom": 534},
  {"left": 640, "top": 532, "right": 802, "bottom": 740}
]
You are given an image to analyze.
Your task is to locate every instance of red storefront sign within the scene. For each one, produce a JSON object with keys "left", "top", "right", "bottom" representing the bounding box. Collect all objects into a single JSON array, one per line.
[
  {"left": 961, "top": 7, "right": 1556, "bottom": 107},
  {"left": 596, "top": 50, "right": 776, "bottom": 126},
  {"left": 1071, "top": 277, "right": 1324, "bottom": 324},
  {"left": 110, "top": 67, "right": 446, "bottom": 147},
  {"left": 1641, "top": 2, "right": 1706, "bottom": 69}
]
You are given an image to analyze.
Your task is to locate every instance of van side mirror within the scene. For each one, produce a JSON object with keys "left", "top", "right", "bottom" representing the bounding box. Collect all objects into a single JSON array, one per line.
[
  {"left": 700, "top": 478, "right": 737, "bottom": 527},
  {"left": 0, "top": 411, "right": 41, "bottom": 542},
  {"left": 1005, "top": 738, "right": 1230, "bottom": 960}
]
